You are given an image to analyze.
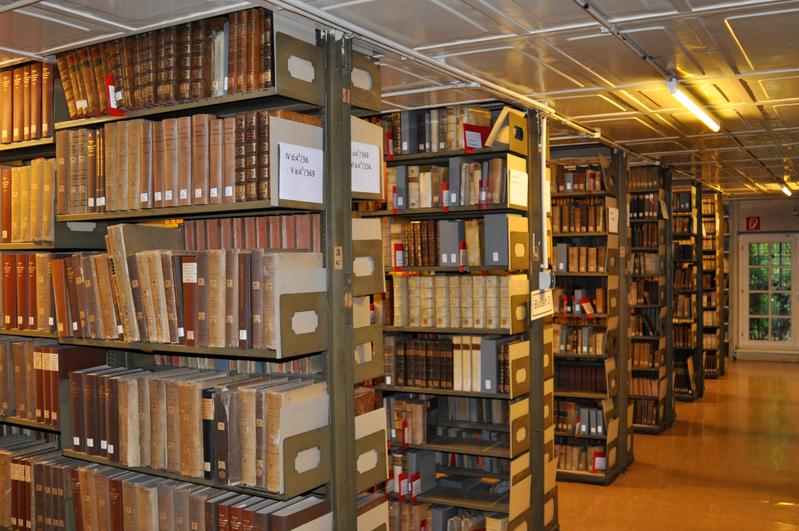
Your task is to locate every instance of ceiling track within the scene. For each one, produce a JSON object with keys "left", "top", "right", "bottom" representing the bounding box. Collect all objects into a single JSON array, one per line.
[
  {"left": 571, "top": 0, "right": 779, "bottom": 193},
  {"left": 263, "top": 0, "right": 714, "bottom": 188}
]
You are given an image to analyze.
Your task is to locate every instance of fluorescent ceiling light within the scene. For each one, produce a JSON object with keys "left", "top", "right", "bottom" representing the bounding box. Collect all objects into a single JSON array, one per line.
[
  {"left": 668, "top": 79, "right": 720, "bottom": 133},
  {"left": 781, "top": 184, "right": 792, "bottom": 197}
]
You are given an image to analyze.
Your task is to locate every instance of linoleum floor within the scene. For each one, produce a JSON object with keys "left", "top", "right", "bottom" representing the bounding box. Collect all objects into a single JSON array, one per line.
[{"left": 558, "top": 360, "right": 799, "bottom": 531}]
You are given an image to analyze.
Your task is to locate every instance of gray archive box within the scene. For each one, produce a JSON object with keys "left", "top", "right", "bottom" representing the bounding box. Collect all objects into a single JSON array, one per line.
[
  {"left": 484, "top": 214, "right": 529, "bottom": 270},
  {"left": 407, "top": 450, "right": 437, "bottom": 493},
  {"left": 437, "top": 220, "right": 463, "bottom": 267},
  {"left": 556, "top": 243, "right": 568, "bottom": 272},
  {"left": 393, "top": 165, "right": 408, "bottom": 210},
  {"left": 429, "top": 506, "right": 458, "bottom": 531},
  {"left": 447, "top": 157, "right": 463, "bottom": 207}
]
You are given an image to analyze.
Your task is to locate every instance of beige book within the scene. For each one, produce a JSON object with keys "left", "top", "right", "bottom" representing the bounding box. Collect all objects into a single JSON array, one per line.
[
  {"left": 92, "top": 254, "right": 120, "bottom": 339},
  {"left": 460, "top": 339, "right": 472, "bottom": 391},
  {"left": 206, "top": 249, "right": 226, "bottom": 348},
  {"left": 115, "top": 120, "right": 129, "bottom": 211},
  {"left": 127, "top": 119, "right": 141, "bottom": 210},
  {"left": 460, "top": 275, "right": 473, "bottom": 328},
  {"left": 254, "top": 378, "right": 289, "bottom": 488},
  {"left": 134, "top": 479, "right": 160, "bottom": 531},
  {"left": 78, "top": 467, "right": 99, "bottom": 530},
  {"left": 265, "top": 381, "right": 329, "bottom": 493},
  {"left": 419, "top": 275, "right": 434, "bottom": 328},
  {"left": 146, "top": 250, "right": 170, "bottom": 343},
  {"left": 148, "top": 368, "right": 196, "bottom": 470},
  {"left": 434, "top": 275, "right": 449, "bottom": 328},
  {"left": 118, "top": 373, "right": 141, "bottom": 466},
  {"left": 485, "top": 275, "right": 500, "bottom": 329},
  {"left": 29, "top": 158, "right": 43, "bottom": 242},
  {"left": 106, "top": 224, "right": 183, "bottom": 342},
  {"left": 419, "top": 168, "right": 432, "bottom": 208},
  {"left": 137, "top": 372, "right": 152, "bottom": 467},
  {"left": 238, "top": 381, "right": 267, "bottom": 486},
  {"left": 392, "top": 275, "right": 407, "bottom": 327},
  {"left": 407, "top": 275, "right": 421, "bottom": 328},
  {"left": 472, "top": 275, "right": 486, "bottom": 329},
  {"left": 42, "top": 159, "right": 55, "bottom": 242},
  {"left": 135, "top": 251, "right": 158, "bottom": 343}
]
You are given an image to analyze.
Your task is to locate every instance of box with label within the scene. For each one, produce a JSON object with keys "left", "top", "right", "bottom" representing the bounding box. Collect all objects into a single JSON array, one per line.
[
  {"left": 352, "top": 218, "right": 385, "bottom": 296},
  {"left": 437, "top": 220, "right": 464, "bottom": 268},
  {"left": 268, "top": 261, "right": 328, "bottom": 359},
  {"left": 502, "top": 275, "right": 530, "bottom": 334},
  {"left": 354, "top": 324, "right": 384, "bottom": 383},
  {"left": 356, "top": 499, "right": 389, "bottom": 531},
  {"left": 352, "top": 116, "right": 383, "bottom": 200},
  {"left": 270, "top": 114, "right": 324, "bottom": 209},
  {"left": 484, "top": 213, "right": 529, "bottom": 270},
  {"left": 355, "top": 407, "right": 388, "bottom": 491},
  {"left": 509, "top": 452, "right": 532, "bottom": 529}
]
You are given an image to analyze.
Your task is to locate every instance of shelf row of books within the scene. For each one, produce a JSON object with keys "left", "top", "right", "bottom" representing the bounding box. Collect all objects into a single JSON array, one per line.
[{"left": 702, "top": 192, "right": 724, "bottom": 378}]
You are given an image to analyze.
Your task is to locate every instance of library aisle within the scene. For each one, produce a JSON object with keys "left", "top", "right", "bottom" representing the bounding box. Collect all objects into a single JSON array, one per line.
[{"left": 559, "top": 361, "right": 799, "bottom": 531}]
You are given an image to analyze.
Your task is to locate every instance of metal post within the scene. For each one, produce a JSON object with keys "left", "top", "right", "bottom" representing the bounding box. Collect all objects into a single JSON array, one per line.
[
  {"left": 695, "top": 183, "right": 705, "bottom": 398},
  {"left": 322, "top": 31, "right": 356, "bottom": 529},
  {"left": 664, "top": 169, "right": 676, "bottom": 426}
]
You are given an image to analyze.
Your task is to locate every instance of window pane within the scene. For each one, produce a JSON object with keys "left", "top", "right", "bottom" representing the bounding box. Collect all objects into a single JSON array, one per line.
[
  {"left": 772, "top": 319, "right": 792, "bottom": 341},
  {"left": 749, "top": 243, "right": 769, "bottom": 266},
  {"left": 749, "top": 268, "right": 769, "bottom": 291},
  {"left": 771, "top": 268, "right": 792, "bottom": 291},
  {"left": 782, "top": 243, "right": 792, "bottom": 265},
  {"left": 772, "top": 294, "right": 792, "bottom": 316},
  {"left": 749, "top": 318, "right": 769, "bottom": 340},
  {"left": 749, "top": 293, "right": 769, "bottom": 315}
]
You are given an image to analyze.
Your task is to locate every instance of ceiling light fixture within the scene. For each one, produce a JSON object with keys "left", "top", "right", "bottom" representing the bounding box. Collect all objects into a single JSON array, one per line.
[
  {"left": 781, "top": 184, "right": 792, "bottom": 197},
  {"left": 668, "top": 79, "right": 720, "bottom": 133}
]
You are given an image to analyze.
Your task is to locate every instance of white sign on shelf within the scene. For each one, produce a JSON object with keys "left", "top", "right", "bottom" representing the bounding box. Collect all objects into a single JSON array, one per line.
[
  {"left": 351, "top": 141, "right": 381, "bottom": 194},
  {"left": 530, "top": 288, "right": 554, "bottom": 321},
  {"left": 278, "top": 142, "right": 324, "bottom": 204},
  {"left": 509, "top": 169, "right": 529, "bottom": 207}
]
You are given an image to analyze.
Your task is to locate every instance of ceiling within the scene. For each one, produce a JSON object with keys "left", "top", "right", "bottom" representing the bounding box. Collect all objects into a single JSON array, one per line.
[{"left": 0, "top": 0, "right": 796, "bottom": 196}]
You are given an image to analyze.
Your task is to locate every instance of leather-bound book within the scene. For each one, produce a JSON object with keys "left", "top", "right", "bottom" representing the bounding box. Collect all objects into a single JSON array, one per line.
[
  {"left": 14, "top": 254, "right": 27, "bottom": 330},
  {"left": 180, "top": 253, "right": 198, "bottom": 346},
  {"left": 78, "top": 48, "right": 98, "bottom": 115},
  {"left": 26, "top": 255, "right": 36, "bottom": 330},
  {"left": 176, "top": 23, "right": 192, "bottom": 101},
  {"left": 170, "top": 253, "right": 185, "bottom": 344},
  {"left": 0, "top": 69, "right": 12, "bottom": 143},
  {"left": 238, "top": 251, "right": 251, "bottom": 349},
  {"left": 195, "top": 251, "right": 210, "bottom": 347},
  {"left": 22, "top": 65, "right": 30, "bottom": 140},
  {"left": 227, "top": 11, "right": 239, "bottom": 94},
  {"left": 140, "top": 120, "right": 153, "bottom": 210},
  {"left": 89, "top": 46, "right": 108, "bottom": 115},
  {"left": 158, "top": 26, "right": 178, "bottom": 103},
  {"left": 85, "top": 130, "right": 97, "bottom": 213},
  {"left": 209, "top": 118, "right": 223, "bottom": 204},
  {"left": 141, "top": 32, "right": 157, "bottom": 107},
  {"left": 255, "top": 111, "right": 269, "bottom": 200},
  {"left": 152, "top": 121, "right": 164, "bottom": 208},
  {"left": 95, "top": 129, "right": 105, "bottom": 211},
  {"left": 131, "top": 253, "right": 154, "bottom": 342},
  {"left": 0, "top": 168, "right": 10, "bottom": 242},
  {"left": 50, "top": 257, "right": 68, "bottom": 337},
  {"left": 145, "top": 250, "right": 169, "bottom": 343},
  {"left": 84, "top": 366, "right": 127, "bottom": 456},
  {"left": 115, "top": 120, "right": 130, "bottom": 211},
  {"left": 162, "top": 118, "right": 179, "bottom": 207},
  {"left": 120, "top": 37, "right": 137, "bottom": 110},
  {"left": 236, "top": 11, "right": 247, "bottom": 93},
  {"left": 18, "top": 165, "right": 31, "bottom": 242},
  {"left": 207, "top": 249, "right": 226, "bottom": 348},
  {"left": 65, "top": 52, "right": 85, "bottom": 118},
  {"left": 178, "top": 115, "right": 192, "bottom": 205},
  {"left": 205, "top": 492, "right": 238, "bottom": 531},
  {"left": 102, "top": 123, "right": 116, "bottom": 211},
  {"left": 68, "top": 254, "right": 87, "bottom": 337},
  {"left": 192, "top": 113, "right": 211, "bottom": 205},
  {"left": 247, "top": 11, "right": 261, "bottom": 92},
  {"left": 40, "top": 62, "right": 53, "bottom": 137},
  {"left": 222, "top": 117, "right": 236, "bottom": 203},
  {"left": 10, "top": 168, "right": 21, "bottom": 242},
  {"left": 80, "top": 253, "right": 97, "bottom": 338},
  {"left": 127, "top": 120, "right": 142, "bottom": 211},
  {"left": 190, "top": 19, "right": 211, "bottom": 100},
  {"left": 54, "top": 56, "right": 77, "bottom": 120},
  {"left": 29, "top": 63, "right": 41, "bottom": 139},
  {"left": 41, "top": 159, "right": 55, "bottom": 242},
  {"left": 92, "top": 254, "right": 118, "bottom": 339},
  {"left": 179, "top": 374, "right": 234, "bottom": 478},
  {"left": 249, "top": 249, "right": 264, "bottom": 349},
  {"left": 35, "top": 253, "right": 53, "bottom": 332},
  {"left": 234, "top": 113, "right": 246, "bottom": 202},
  {"left": 261, "top": 10, "right": 273, "bottom": 88},
  {"left": 243, "top": 111, "right": 258, "bottom": 201},
  {"left": 160, "top": 251, "right": 180, "bottom": 343},
  {"left": 11, "top": 66, "right": 25, "bottom": 142},
  {"left": 66, "top": 130, "right": 79, "bottom": 215},
  {"left": 224, "top": 250, "right": 239, "bottom": 348}
]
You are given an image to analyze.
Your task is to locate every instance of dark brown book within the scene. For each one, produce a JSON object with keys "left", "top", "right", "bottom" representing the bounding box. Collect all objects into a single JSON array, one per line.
[
  {"left": 0, "top": 69, "right": 12, "bottom": 143},
  {"left": 86, "top": 129, "right": 97, "bottom": 212},
  {"left": 192, "top": 113, "right": 210, "bottom": 205},
  {"left": 256, "top": 111, "right": 269, "bottom": 200},
  {"left": 127, "top": 255, "right": 149, "bottom": 342},
  {"left": 102, "top": 41, "right": 123, "bottom": 111},
  {"left": 68, "top": 365, "right": 103, "bottom": 451},
  {"left": 55, "top": 56, "right": 77, "bottom": 120},
  {"left": 80, "top": 253, "right": 97, "bottom": 338},
  {"left": 89, "top": 45, "right": 108, "bottom": 115},
  {"left": 238, "top": 251, "right": 251, "bottom": 349},
  {"left": 120, "top": 37, "right": 136, "bottom": 110},
  {"left": 234, "top": 113, "right": 246, "bottom": 202},
  {"left": 190, "top": 19, "right": 211, "bottom": 100},
  {"left": 78, "top": 48, "right": 98, "bottom": 116},
  {"left": 63, "top": 256, "right": 81, "bottom": 336},
  {"left": 22, "top": 65, "right": 30, "bottom": 141},
  {"left": 260, "top": 10, "right": 273, "bottom": 89},
  {"left": 51, "top": 257, "right": 69, "bottom": 337},
  {"left": 171, "top": 254, "right": 185, "bottom": 344},
  {"left": 243, "top": 111, "right": 257, "bottom": 201},
  {"left": 157, "top": 26, "right": 178, "bottom": 103},
  {"left": 29, "top": 63, "right": 41, "bottom": 140},
  {"left": 160, "top": 251, "right": 180, "bottom": 344},
  {"left": 176, "top": 23, "right": 192, "bottom": 101},
  {"left": 11, "top": 67, "right": 23, "bottom": 142}
]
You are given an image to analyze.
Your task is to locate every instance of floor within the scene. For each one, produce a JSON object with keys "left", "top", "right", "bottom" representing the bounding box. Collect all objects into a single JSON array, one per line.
[{"left": 558, "top": 360, "right": 799, "bottom": 531}]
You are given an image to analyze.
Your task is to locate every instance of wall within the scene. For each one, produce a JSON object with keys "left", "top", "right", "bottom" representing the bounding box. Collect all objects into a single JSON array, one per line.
[{"left": 736, "top": 198, "right": 799, "bottom": 233}]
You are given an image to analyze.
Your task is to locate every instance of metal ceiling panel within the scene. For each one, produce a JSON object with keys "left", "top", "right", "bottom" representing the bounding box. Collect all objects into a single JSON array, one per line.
[
  {"left": 549, "top": 94, "right": 631, "bottom": 116},
  {"left": 721, "top": 7, "right": 799, "bottom": 72},
  {"left": 381, "top": 86, "right": 492, "bottom": 110},
  {"left": 580, "top": 116, "right": 666, "bottom": 141},
  {"left": 37, "top": 0, "right": 252, "bottom": 31},
  {"left": 0, "top": 5, "right": 116, "bottom": 59}
]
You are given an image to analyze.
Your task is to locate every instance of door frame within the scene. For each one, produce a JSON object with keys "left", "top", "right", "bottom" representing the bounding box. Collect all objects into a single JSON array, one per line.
[{"left": 737, "top": 233, "right": 799, "bottom": 359}]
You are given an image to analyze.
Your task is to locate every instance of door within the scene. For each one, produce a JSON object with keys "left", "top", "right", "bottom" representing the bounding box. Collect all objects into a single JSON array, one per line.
[{"left": 739, "top": 234, "right": 799, "bottom": 353}]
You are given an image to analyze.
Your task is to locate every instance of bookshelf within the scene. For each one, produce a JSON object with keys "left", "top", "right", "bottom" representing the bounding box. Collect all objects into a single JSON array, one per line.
[
  {"left": 702, "top": 190, "right": 725, "bottom": 378},
  {"left": 722, "top": 201, "right": 731, "bottom": 370},
  {"left": 373, "top": 105, "right": 557, "bottom": 529},
  {"left": 626, "top": 166, "right": 674, "bottom": 435},
  {"left": 549, "top": 144, "right": 633, "bottom": 485},
  {"left": 0, "top": 17, "right": 394, "bottom": 530},
  {"left": 671, "top": 180, "right": 704, "bottom": 401}
]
